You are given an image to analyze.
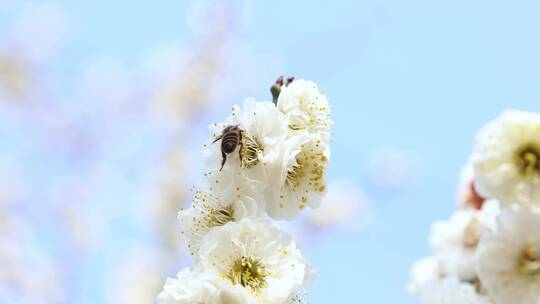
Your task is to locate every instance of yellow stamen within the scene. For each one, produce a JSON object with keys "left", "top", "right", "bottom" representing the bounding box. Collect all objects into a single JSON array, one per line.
[{"left": 227, "top": 256, "right": 269, "bottom": 291}]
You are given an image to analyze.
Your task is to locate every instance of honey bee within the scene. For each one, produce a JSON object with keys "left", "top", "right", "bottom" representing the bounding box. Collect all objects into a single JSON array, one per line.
[{"left": 212, "top": 125, "right": 243, "bottom": 171}]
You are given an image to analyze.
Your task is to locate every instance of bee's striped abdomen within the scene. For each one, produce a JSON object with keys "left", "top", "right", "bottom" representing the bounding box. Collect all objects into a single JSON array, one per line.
[{"left": 222, "top": 132, "right": 239, "bottom": 153}]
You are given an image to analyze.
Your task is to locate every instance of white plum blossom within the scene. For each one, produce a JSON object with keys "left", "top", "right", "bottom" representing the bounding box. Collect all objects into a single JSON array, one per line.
[
  {"left": 198, "top": 217, "right": 312, "bottom": 303},
  {"left": 178, "top": 168, "right": 261, "bottom": 257},
  {"left": 428, "top": 201, "right": 499, "bottom": 282},
  {"left": 476, "top": 208, "right": 540, "bottom": 304},
  {"left": 157, "top": 269, "right": 265, "bottom": 304},
  {"left": 276, "top": 79, "right": 332, "bottom": 141},
  {"left": 157, "top": 268, "right": 219, "bottom": 304},
  {"left": 472, "top": 110, "right": 540, "bottom": 207},
  {"left": 158, "top": 270, "right": 265, "bottom": 304},
  {"left": 407, "top": 256, "right": 443, "bottom": 295},
  {"left": 266, "top": 134, "right": 329, "bottom": 220},
  {"left": 159, "top": 78, "right": 330, "bottom": 303},
  {"left": 410, "top": 110, "right": 540, "bottom": 304},
  {"left": 417, "top": 277, "right": 492, "bottom": 304},
  {"left": 158, "top": 268, "right": 310, "bottom": 304}
]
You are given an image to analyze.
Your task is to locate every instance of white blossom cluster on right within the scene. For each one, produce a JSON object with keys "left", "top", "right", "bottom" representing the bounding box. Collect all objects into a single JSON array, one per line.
[
  {"left": 409, "top": 110, "right": 540, "bottom": 304},
  {"left": 157, "top": 78, "right": 332, "bottom": 304}
]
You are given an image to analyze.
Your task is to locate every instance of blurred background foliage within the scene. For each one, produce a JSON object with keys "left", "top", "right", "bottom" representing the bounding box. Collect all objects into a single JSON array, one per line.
[{"left": 1, "top": 1, "right": 540, "bottom": 303}]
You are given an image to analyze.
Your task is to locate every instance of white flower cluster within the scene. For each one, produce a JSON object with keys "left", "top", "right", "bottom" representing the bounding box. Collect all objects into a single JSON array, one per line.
[
  {"left": 157, "top": 78, "right": 332, "bottom": 304},
  {"left": 409, "top": 110, "right": 540, "bottom": 304}
]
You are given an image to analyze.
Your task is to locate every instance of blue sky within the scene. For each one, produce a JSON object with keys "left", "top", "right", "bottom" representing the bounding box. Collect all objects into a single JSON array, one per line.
[{"left": 4, "top": 0, "right": 540, "bottom": 302}]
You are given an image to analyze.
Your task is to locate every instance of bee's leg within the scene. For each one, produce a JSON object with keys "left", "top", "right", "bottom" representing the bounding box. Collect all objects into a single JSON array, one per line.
[
  {"left": 220, "top": 151, "right": 227, "bottom": 171},
  {"left": 212, "top": 135, "right": 223, "bottom": 144},
  {"left": 238, "top": 142, "right": 243, "bottom": 166}
]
